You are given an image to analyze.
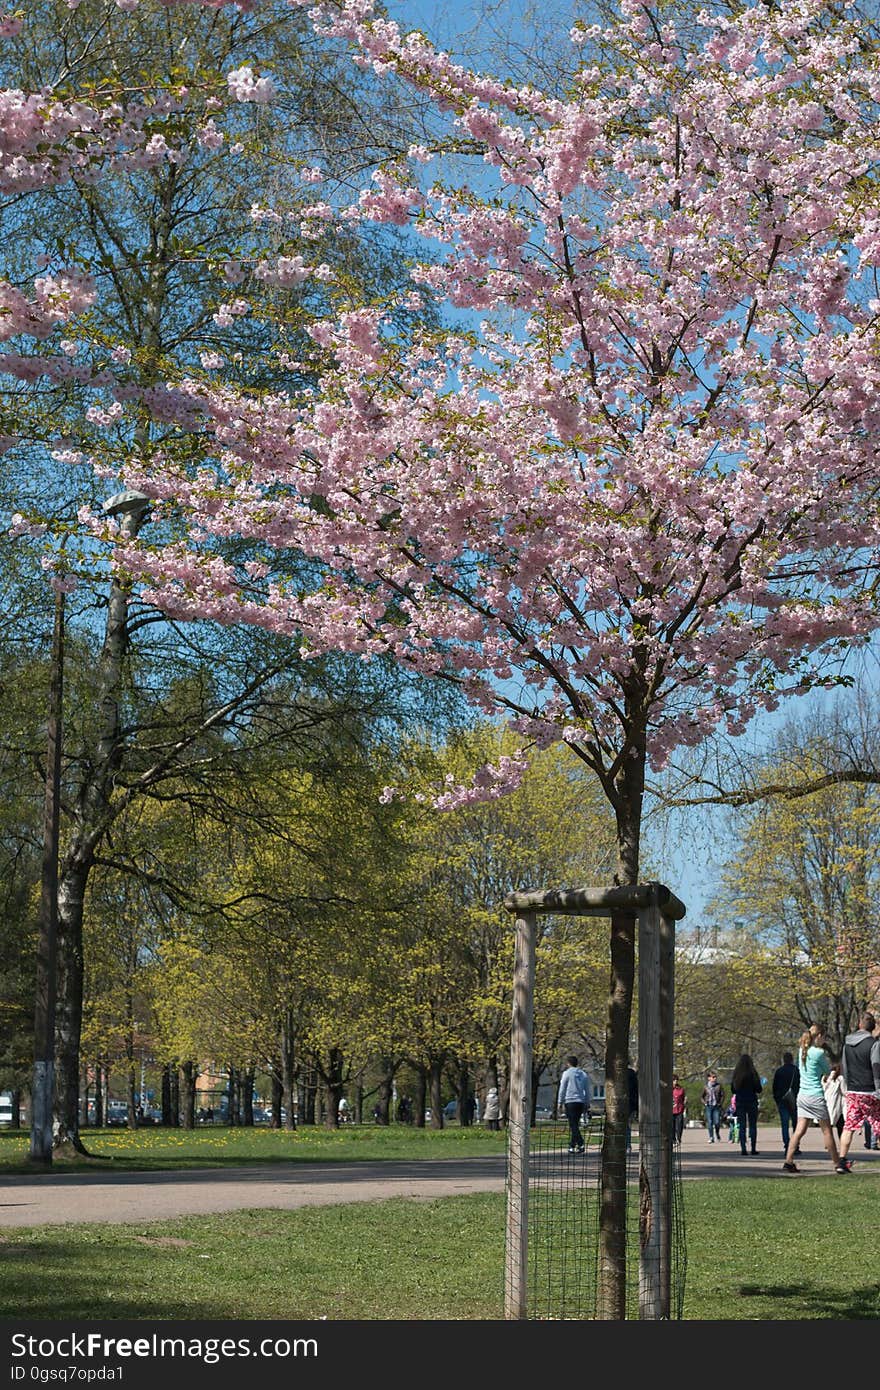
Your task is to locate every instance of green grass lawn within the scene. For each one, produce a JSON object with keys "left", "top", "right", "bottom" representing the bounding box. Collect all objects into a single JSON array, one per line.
[
  {"left": 1, "top": 1173, "right": 878, "bottom": 1320},
  {"left": 0, "top": 1123, "right": 507, "bottom": 1173}
]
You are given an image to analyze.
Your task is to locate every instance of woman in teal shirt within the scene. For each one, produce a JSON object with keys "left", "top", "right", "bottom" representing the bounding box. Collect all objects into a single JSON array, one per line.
[{"left": 782, "top": 1026, "right": 849, "bottom": 1174}]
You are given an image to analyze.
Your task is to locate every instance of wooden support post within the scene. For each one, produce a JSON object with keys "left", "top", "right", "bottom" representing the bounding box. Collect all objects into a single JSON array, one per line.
[
  {"left": 637, "top": 888, "right": 662, "bottom": 1319},
  {"left": 504, "top": 909, "right": 536, "bottom": 1320},
  {"left": 658, "top": 906, "right": 676, "bottom": 1319}
]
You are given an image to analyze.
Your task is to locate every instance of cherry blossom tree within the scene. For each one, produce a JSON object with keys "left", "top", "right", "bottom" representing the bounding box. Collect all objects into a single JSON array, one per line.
[{"left": 10, "top": 0, "right": 880, "bottom": 1313}]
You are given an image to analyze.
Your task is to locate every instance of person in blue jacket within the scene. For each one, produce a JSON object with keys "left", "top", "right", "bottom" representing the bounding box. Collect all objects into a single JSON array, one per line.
[{"left": 557, "top": 1054, "right": 592, "bottom": 1154}]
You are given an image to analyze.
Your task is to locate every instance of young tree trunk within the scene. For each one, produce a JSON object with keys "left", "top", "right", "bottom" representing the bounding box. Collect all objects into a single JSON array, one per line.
[
  {"left": 355, "top": 1082, "right": 364, "bottom": 1125},
  {"left": 11, "top": 1088, "right": 22, "bottom": 1130},
  {"left": 180, "top": 1061, "right": 196, "bottom": 1130},
  {"left": 596, "top": 722, "right": 646, "bottom": 1322}
]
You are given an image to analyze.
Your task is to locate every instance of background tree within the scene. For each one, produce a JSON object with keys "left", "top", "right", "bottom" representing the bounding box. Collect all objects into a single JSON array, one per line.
[
  {"left": 0, "top": 0, "right": 450, "bottom": 1155},
  {"left": 718, "top": 753, "right": 880, "bottom": 1052}
]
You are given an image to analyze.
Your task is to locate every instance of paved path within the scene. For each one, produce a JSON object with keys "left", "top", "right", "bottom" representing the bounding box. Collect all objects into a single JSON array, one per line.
[{"left": 1, "top": 1128, "right": 876, "bottom": 1229}]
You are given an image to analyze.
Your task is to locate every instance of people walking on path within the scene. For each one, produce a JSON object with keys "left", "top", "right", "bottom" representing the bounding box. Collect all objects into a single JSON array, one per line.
[
  {"left": 672, "top": 1075, "right": 687, "bottom": 1146},
  {"left": 772, "top": 1052, "right": 800, "bottom": 1153},
  {"left": 783, "top": 1026, "right": 846, "bottom": 1174},
  {"left": 557, "top": 1054, "right": 592, "bottom": 1154},
  {"left": 701, "top": 1071, "right": 724, "bottom": 1142},
  {"left": 731, "top": 1054, "right": 762, "bottom": 1155},
  {"left": 836, "top": 1013, "right": 880, "bottom": 1169}
]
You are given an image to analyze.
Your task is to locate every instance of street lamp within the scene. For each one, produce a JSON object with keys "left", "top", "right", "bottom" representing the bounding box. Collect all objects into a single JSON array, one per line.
[{"left": 103, "top": 489, "right": 151, "bottom": 531}]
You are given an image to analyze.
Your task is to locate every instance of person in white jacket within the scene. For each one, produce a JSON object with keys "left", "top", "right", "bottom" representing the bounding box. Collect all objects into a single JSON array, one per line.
[{"left": 557, "top": 1055, "right": 592, "bottom": 1153}]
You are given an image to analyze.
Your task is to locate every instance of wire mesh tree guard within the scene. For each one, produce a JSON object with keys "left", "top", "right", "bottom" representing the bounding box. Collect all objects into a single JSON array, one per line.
[{"left": 502, "top": 883, "right": 687, "bottom": 1321}]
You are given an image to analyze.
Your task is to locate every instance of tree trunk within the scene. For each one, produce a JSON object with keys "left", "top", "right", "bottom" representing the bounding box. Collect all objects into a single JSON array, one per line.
[
  {"left": 94, "top": 1064, "right": 104, "bottom": 1128},
  {"left": 126, "top": 1011, "right": 138, "bottom": 1130},
  {"left": 161, "top": 1064, "right": 173, "bottom": 1127},
  {"left": 271, "top": 1069, "right": 283, "bottom": 1129},
  {"left": 53, "top": 509, "right": 147, "bottom": 1157},
  {"left": 301, "top": 1075, "right": 315, "bottom": 1125},
  {"left": 355, "top": 1081, "right": 364, "bottom": 1125},
  {"left": 54, "top": 862, "right": 91, "bottom": 1154},
  {"left": 242, "top": 1068, "right": 254, "bottom": 1126},
  {"left": 596, "top": 724, "right": 646, "bottom": 1321},
  {"left": 530, "top": 1064, "right": 542, "bottom": 1128},
  {"left": 280, "top": 1015, "right": 297, "bottom": 1130},
  {"left": 169, "top": 1066, "right": 179, "bottom": 1127},
  {"left": 10, "top": 1088, "right": 22, "bottom": 1130},
  {"left": 324, "top": 1047, "right": 344, "bottom": 1128},
  {"left": 376, "top": 1057, "right": 394, "bottom": 1125},
  {"left": 414, "top": 1067, "right": 427, "bottom": 1128},
  {"left": 457, "top": 1062, "right": 470, "bottom": 1127},
  {"left": 429, "top": 1059, "right": 444, "bottom": 1129},
  {"left": 227, "top": 1066, "right": 239, "bottom": 1126},
  {"left": 126, "top": 1065, "right": 138, "bottom": 1131},
  {"left": 180, "top": 1061, "right": 196, "bottom": 1130}
]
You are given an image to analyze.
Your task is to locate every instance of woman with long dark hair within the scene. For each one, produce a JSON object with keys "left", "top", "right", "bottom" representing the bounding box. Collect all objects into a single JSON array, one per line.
[{"left": 731, "top": 1054, "right": 762, "bottom": 1155}]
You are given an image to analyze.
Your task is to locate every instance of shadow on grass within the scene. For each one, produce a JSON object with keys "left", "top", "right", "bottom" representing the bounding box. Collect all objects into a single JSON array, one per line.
[
  {"left": 738, "top": 1282, "right": 880, "bottom": 1319},
  {"left": 0, "top": 1242, "right": 222, "bottom": 1319}
]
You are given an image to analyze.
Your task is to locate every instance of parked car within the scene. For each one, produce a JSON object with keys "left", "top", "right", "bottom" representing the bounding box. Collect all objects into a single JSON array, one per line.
[{"left": 105, "top": 1100, "right": 128, "bottom": 1127}]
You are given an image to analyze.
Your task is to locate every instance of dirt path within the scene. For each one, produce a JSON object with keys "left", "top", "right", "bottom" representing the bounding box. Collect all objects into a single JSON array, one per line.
[{"left": 1, "top": 1129, "right": 875, "bottom": 1229}]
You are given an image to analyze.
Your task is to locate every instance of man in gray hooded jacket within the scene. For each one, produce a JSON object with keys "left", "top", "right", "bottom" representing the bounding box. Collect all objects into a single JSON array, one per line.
[
  {"left": 557, "top": 1054, "right": 592, "bottom": 1153},
  {"left": 837, "top": 1012, "right": 880, "bottom": 1167}
]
